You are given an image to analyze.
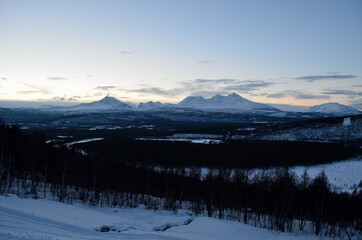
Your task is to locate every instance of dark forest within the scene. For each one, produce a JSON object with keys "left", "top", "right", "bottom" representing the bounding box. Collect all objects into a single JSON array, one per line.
[{"left": 0, "top": 123, "right": 361, "bottom": 237}]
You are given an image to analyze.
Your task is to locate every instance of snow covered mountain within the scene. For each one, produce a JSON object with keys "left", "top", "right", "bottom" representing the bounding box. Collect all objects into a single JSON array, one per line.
[
  {"left": 138, "top": 101, "right": 164, "bottom": 110},
  {"left": 178, "top": 93, "right": 278, "bottom": 112},
  {"left": 45, "top": 96, "right": 134, "bottom": 112},
  {"left": 309, "top": 102, "right": 360, "bottom": 116}
]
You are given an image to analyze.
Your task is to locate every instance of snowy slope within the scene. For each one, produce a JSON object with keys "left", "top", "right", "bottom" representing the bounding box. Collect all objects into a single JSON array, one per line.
[
  {"left": 178, "top": 93, "right": 278, "bottom": 112},
  {"left": 178, "top": 96, "right": 209, "bottom": 108},
  {"left": 309, "top": 102, "right": 360, "bottom": 116},
  {"left": 0, "top": 195, "right": 326, "bottom": 240}
]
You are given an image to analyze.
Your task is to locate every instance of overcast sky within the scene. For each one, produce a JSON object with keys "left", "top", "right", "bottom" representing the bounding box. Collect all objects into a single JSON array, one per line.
[{"left": 0, "top": 0, "right": 361, "bottom": 106}]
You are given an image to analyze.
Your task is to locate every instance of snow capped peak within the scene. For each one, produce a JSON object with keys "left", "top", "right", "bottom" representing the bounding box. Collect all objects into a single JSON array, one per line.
[
  {"left": 186, "top": 96, "right": 207, "bottom": 101},
  {"left": 178, "top": 96, "right": 208, "bottom": 106},
  {"left": 225, "top": 93, "right": 250, "bottom": 102},
  {"left": 210, "top": 94, "right": 223, "bottom": 100},
  {"left": 99, "top": 96, "right": 118, "bottom": 102},
  {"left": 64, "top": 96, "right": 134, "bottom": 112},
  {"left": 227, "top": 92, "right": 247, "bottom": 100},
  {"left": 309, "top": 102, "right": 360, "bottom": 116},
  {"left": 178, "top": 93, "right": 278, "bottom": 112},
  {"left": 98, "top": 96, "right": 124, "bottom": 106},
  {"left": 209, "top": 93, "right": 249, "bottom": 103}
]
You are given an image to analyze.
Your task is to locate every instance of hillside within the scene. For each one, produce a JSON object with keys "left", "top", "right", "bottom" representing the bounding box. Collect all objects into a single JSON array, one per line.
[{"left": 0, "top": 195, "right": 331, "bottom": 240}]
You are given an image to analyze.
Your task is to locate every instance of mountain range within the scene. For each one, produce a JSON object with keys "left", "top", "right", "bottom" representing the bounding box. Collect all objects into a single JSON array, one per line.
[
  {"left": 8, "top": 93, "right": 361, "bottom": 116},
  {"left": 178, "top": 93, "right": 278, "bottom": 112}
]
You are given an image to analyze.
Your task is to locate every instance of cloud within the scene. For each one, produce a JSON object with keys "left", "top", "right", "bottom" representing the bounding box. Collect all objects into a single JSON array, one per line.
[
  {"left": 198, "top": 60, "right": 214, "bottom": 64},
  {"left": 321, "top": 89, "right": 362, "bottom": 97},
  {"left": 1, "top": 77, "right": 6, "bottom": 80},
  {"left": 224, "top": 81, "right": 274, "bottom": 91},
  {"left": 51, "top": 95, "right": 86, "bottom": 102},
  {"left": 17, "top": 91, "right": 40, "bottom": 94},
  {"left": 267, "top": 92, "right": 287, "bottom": 98},
  {"left": 51, "top": 96, "right": 67, "bottom": 101},
  {"left": 267, "top": 90, "right": 330, "bottom": 100},
  {"left": 86, "top": 75, "right": 94, "bottom": 78},
  {"left": 127, "top": 79, "right": 275, "bottom": 98},
  {"left": 51, "top": 96, "right": 70, "bottom": 101},
  {"left": 19, "top": 83, "right": 52, "bottom": 95},
  {"left": 128, "top": 87, "right": 184, "bottom": 96},
  {"left": 194, "top": 79, "right": 239, "bottom": 84},
  {"left": 119, "top": 50, "right": 133, "bottom": 54},
  {"left": 47, "top": 77, "right": 67, "bottom": 80},
  {"left": 295, "top": 74, "right": 356, "bottom": 82},
  {"left": 94, "top": 86, "right": 117, "bottom": 91}
]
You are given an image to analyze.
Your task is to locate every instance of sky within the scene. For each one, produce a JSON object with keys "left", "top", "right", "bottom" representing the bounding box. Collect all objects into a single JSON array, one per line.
[{"left": 0, "top": 0, "right": 361, "bottom": 107}]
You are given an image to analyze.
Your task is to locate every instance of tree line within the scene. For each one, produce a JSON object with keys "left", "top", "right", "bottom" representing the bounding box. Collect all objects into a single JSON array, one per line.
[{"left": 0, "top": 123, "right": 361, "bottom": 238}]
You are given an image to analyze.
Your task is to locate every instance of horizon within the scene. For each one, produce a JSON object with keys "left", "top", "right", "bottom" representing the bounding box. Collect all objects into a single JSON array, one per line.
[
  {"left": 1, "top": 0, "right": 361, "bottom": 107},
  {"left": 0, "top": 93, "right": 360, "bottom": 111}
]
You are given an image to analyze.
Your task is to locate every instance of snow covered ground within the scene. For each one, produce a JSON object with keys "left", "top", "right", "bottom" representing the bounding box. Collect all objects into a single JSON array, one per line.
[
  {"left": 0, "top": 194, "right": 328, "bottom": 240},
  {"left": 291, "top": 159, "right": 362, "bottom": 192},
  {"left": 195, "top": 159, "right": 362, "bottom": 193},
  {"left": 65, "top": 138, "right": 104, "bottom": 147},
  {"left": 136, "top": 137, "right": 222, "bottom": 144}
]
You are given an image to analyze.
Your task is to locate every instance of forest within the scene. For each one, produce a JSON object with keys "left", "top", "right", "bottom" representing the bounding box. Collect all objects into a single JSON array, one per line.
[
  {"left": 80, "top": 136, "right": 359, "bottom": 168},
  {"left": 0, "top": 122, "right": 361, "bottom": 238}
]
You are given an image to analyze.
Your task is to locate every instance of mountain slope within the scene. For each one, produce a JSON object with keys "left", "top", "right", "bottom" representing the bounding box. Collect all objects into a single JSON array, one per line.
[
  {"left": 309, "top": 102, "right": 360, "bottom": 116},
  {"left": 178, "top": 93, "right": 278, "bottom": 112}
]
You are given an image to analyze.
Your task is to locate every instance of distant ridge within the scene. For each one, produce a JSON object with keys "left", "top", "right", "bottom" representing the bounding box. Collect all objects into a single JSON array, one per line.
[
  {"left": 138, "top": 101, "right": 164, "bottom": 110},
  {"left": 308, "top": 102, "right": 360, "bottom": 116}
]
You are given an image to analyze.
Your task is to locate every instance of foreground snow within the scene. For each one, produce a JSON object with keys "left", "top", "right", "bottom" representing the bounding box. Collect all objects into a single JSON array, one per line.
[{"left": 0, "top": 195, "right": 325, "bottom": 240}]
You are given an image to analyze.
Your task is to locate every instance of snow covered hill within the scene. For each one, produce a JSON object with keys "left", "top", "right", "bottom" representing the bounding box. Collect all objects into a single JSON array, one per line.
[
  {"left": 178, "top": 93, "right": 279, "bottom": 112},
  {"left": 0, "top": 195, "right": 329, "bottom": 240},
  {"left": 233, "top": 115, "right": 362, "bottom": 142},
  {"left": 309, "top": 102, "right": 360, "bottom": 116}
]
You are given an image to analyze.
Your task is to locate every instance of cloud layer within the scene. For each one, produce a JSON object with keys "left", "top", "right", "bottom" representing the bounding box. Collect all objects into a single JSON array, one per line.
[
  {"left": 119, "top": 50, "right": 133, "bottom": 54},
  {"left": 198, "top": 60, "right": 214, "bottom": 64},
  {"left": 47, "top": 77, "right": 67, "bottom": 80},
  {"left": 18, "top": 83, "right": 52, "bottom": 95},
  {"left": 321, "top": 89, "right": 362, "bottom": 96},
  {"left": 268, "top": 90, "right": 330, "bottom": 100},
  {"left": 94, "top": 86, "right": 117, "bottom": 91},
  {"left": 126, "top": 79, "right": 274, "bottom": 98},
  {"left": 295, "top": 74, "right": 356, "bottom": 82}
]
